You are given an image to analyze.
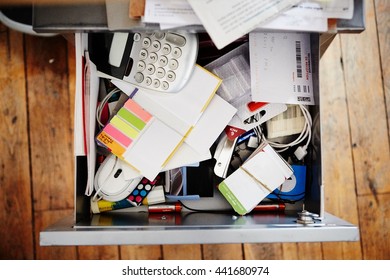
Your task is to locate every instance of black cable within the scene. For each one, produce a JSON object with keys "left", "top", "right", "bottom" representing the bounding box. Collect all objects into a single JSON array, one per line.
[{"left": 178, "top": 200, "right": 231, "bottom": 213}]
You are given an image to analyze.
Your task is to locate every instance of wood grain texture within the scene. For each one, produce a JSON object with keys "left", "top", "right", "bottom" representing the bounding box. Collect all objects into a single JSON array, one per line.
[
  {"left": 66, "top": 39, "right": 75, "bottom": 148},
  {"left": 375, "top": 0, "right": 390, "bottom": 140},
  {"left": 77, "top": 246, "right": 120, "bottom": 260},
  {"left": 120, "top": 245, "right": 163, "bottom": 260},
  {"left": 340, "top": 0, "right": 390, "bottom": 196},
  {"left": 281, "top": 243, "right": 299, "bottom": 259},
  {"left": 34, "top": 209, "right": 76, "bottom": 259},
  {"left": 24, "top": 35, "right": 74, "bottom": 211},
  {"left": 319, "top": 35, "right": 362, "bottom": 259},
  {"left": 202, "top": 244, "right": 243, "bottom": 260},
  {"left": 129, "top": 0, "right": 145, "bottom": 18},
  {"left": 0, "top": 25, "right": 34, "bottom": 260},
  {"left": 358, "top": 193, "right": 390, "bottom": 259},
  {"left": 162, "top": 245, "right": 202, "bottom": 260},
  {"left": 296, "top": 243, "right": 323, "bottom": 260},
  {"left": 243, "top": 244, "right": 283, "bottom": 260}
]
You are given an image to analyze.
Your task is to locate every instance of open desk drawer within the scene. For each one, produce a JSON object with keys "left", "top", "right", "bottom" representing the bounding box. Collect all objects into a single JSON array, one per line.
[{"left": 40, "top": 32, "right": 359, "bottom": 246}]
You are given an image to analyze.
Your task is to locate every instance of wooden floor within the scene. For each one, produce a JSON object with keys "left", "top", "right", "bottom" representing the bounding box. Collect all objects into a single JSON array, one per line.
[{"left": 0, "top": 0, "right": 389, "bottom": 260}]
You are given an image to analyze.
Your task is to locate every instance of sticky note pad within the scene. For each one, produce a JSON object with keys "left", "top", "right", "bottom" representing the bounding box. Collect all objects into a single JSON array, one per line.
[
  {"left": 96, "top": 98, "right": 152, "bottom": 156},
  {"left": 96, "top": 97, "right": 185, "bottom": 180}
]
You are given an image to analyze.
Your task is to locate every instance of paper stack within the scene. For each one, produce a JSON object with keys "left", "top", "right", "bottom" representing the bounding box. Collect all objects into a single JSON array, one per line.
[{"left": 137, "top": 0, "right": 354, "bottom": 49}]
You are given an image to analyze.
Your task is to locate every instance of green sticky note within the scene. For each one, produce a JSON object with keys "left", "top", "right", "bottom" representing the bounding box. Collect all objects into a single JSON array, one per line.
[{"left": 117, "top": 108, "right": 146, "bottom": 131}]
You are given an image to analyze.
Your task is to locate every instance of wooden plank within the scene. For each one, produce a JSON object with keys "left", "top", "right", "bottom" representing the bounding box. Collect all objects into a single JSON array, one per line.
[
  {"left": 358, "top": 0, "right": 390, "bottom": 261},
  {"left": 129, "top": 0, "right": 146, "bottom": 18},
  {"left": 34, "top": 209, "right": 77, "bottom": 259},
  {"left": 0, "top": 25, "right": 34, "bottom": 259},
  {"left": 375, "top": 0, "right": 390, "bottom": 139},
  {"left": 358, "top": 193, "right": 390, "bottom": 259},
  {"left": 281, "top": 243, "right": 299, "bottom": 259},
  {"left": 162, "top": 245, "right": 202, "bottom": 260},
  {"left": 296, "top": 243, "right": 323, "bottom": 259},
  {"left": 340, "top": 0, "right": 390, "bottom": 196},
  {"left": 281, "top": 243, "right": 323, "bottom": 259},
  {"left": 63, "top": 35, "right": 121, "bottom": 261},
  {"left": 319, "top": 34, "right": 362, "bottom": 259},
  {"left": 77, "top": 246, "right": 120, "bottom": 260},
  {"left": 120, "top": 245, "right": 163, "bottom": 259},
  {"left": 243, "top": 244, "right": 283, "bottom": 260},
  {"left": 24, "top": 34, "right": 74, "bottom": 211},
  {"left": 202, "top": 244, "right": 243, "bottom": 260},
  {"left": 66, "top": 38, "right": 76, "bottom": 149}
]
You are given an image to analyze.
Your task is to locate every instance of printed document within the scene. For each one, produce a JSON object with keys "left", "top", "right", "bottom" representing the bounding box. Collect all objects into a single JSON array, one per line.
[
  {"left": 315, "top": 0, "right": 354, "bottom": 19},
  {"left": 259, "top": 1, "right": 328, "bottom": 32},
  {"left": 250, "top": 32, "right": 315, "bottom": 105},
  {"left": 187, "top": 0, "right": 301, "bottom": 49},
  {"left": 143, "top": 0, "right": 201, "bottom": 29}
]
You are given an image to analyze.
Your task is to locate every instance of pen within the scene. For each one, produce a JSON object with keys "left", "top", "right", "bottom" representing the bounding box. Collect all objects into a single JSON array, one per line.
[
  {"left": 148, "top": 203, "right": 182, "bottom": 213},
  {"left": 252, "top": 203, "right": 285, "bottom": 212}
]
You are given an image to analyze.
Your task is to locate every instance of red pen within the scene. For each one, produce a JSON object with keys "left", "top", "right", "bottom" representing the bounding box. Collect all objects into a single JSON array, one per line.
[
  {"left": 252, "top": 203, "right": 285, "bottom": 212},
  {"left": 148, "top": 203, "right": 182, "bottom": 213}
]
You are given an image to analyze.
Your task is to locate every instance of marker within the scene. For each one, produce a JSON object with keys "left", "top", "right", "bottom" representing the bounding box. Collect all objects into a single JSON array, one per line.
[
  {"left": 252, "top": 203, "right": 285, "bottom": 212},
  {"left": 148, "top": 203, "right": 182, "bottom": 213},
  {"left": 90, "top": 198, "right": 136, "bottom": 214}
]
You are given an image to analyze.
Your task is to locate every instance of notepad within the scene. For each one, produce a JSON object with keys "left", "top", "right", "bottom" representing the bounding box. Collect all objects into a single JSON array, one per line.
[
  {"left": 96, "top": 97, "right": 184, "bottom": 180},
  {"left": 249, "top": 32, "right": 315, "bottom": 105},
  {"left": 111, "top": 65, "right": 235, "bottom": 155},
  {"left": 112, "top": 65, "right": 222, "bottom": 136},
  {"left": 218, "top": 142, "right": 293, "bottom": 215},
  {"left": 97, "top": 65, "right": 236, "bottom": 181}
]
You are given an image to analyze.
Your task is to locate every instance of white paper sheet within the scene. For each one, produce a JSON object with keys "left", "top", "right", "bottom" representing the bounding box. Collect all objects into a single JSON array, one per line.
[
  {"left": 219, "top": 143, "right": 293, "bottom": 215},
  {"left": 187, "top": 0, "right": 301, "bottom": 49},
  {"left": 74, "top": 33, "right": 87, "bottom": 157},
  {"left": 112, "top": 65, "right": 222, "bottom": 136},
  {"left": 250, "top": 32, "right": 315, "bottom": 105},
  {"left": 259, "top": 2, "right": 328, "bottom": 32},
  {"left": 84, "top": 52, "right": 100, "bottom": 196},
  {"left": 111, "top": 70, "right": 235, "bottom": 157},
  {"left": 143, "top": 0, "right": 201, "bottom": 26},
  {"left": 315, "top": 0, "right": 354, "bottom": 19}
]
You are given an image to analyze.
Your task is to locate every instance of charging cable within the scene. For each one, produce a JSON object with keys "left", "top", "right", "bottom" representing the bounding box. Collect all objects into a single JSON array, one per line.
[
  {"left": 255, "top": 104, "right": 312, "bottom": 159},
  {"left": 96, "top": 88, "right": 122, "bottom": 128}
]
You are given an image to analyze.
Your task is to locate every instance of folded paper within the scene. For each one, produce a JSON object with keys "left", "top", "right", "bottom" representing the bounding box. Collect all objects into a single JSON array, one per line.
[
  {"left": 97, "top": 65, "right": 236, "bottom": 181},
  {"left": 218, "top": 142, "right": 293, "bottom": 215}
]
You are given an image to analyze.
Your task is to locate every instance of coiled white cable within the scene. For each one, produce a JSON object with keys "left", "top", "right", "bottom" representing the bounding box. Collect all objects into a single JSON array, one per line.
[
  {"left": 255, "top": 104, "right": 312, "bottom": 155},
  {"left": 96, "top": 88, "right": 122, "bottom": 128}
]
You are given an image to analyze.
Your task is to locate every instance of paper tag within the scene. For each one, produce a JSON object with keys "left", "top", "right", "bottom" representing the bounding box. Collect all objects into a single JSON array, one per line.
[
  {"left": 250, "top": 32, "right": 315, "bottom": 105},
  {"left": 187, "top": 0, "right": 301, "bottom": 49},
  {"left": 218, "top": 142, "right": 293, "bottom": 215},
  {"left": 224, "top": 125, "right": 246, "bottom": 141},
  {"left": 247, "top": 102, "right": 268, "bottom": 112}
]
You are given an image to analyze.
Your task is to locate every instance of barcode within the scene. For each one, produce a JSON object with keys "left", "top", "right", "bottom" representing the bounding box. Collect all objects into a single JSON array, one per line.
[
  {"left": 297, "top": 96, "right": 311, "bottom": 102},
  {"left": 295, "top": 41, "right": 302, "bottom": 78},
  {"left": 295, "top": 85, "right": 310, "bottom": 93},
  {"left": 272, "top": 105, "right": 300, "bottom": 121}
]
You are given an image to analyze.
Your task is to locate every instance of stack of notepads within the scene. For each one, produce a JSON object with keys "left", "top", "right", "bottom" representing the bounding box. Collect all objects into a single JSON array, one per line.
[{"left": 96, "top": 65, "right": 237, "bottom": 182}]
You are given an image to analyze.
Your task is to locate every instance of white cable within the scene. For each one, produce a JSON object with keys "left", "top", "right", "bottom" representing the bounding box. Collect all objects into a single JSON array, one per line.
[
  {"left": 96, "top": 88, "right": 121, "bottom": 128},
  {"left": 0, "top": 11, "right": 57, "bottom": 37},
  {"left": 255, "top": 104, "right": 312, "bottom": 155}
]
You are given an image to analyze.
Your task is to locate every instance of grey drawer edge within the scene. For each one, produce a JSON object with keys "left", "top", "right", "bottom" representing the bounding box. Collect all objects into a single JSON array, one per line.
[
  {"left": 40, "top": 213, "right": 359, "bottom": 246},
  {"left": 32, "top": 0, "right": 365, "bottom": 34}
]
